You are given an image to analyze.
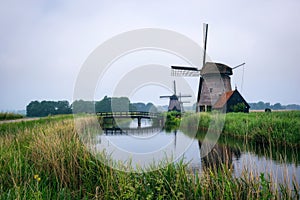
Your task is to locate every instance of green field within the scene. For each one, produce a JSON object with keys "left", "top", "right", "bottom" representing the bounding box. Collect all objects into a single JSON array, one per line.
[{"left": 0, "top": 114, "right": 299, "bottom": 199}]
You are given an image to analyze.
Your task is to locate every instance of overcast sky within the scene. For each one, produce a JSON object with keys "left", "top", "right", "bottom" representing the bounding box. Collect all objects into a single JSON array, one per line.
[{"left": 1, "top": 0, "right": 300, "bottom": 111}]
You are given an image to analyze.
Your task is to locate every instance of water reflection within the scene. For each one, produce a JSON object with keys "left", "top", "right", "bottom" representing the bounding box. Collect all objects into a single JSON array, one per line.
[
  {"left": 190, "top": 132, "right": 300, "bottom": 187},
  {"left": 198, "top": 140, "right": 241, "bottom": 171},
  {"left": 94, "top": 119, "right": 299, "bottom": 186},
  {"left": 95, "top": 119, "right": 193, "bottom": 170}
]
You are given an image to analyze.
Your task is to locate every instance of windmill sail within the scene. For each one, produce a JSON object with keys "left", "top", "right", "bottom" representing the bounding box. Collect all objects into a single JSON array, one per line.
[
  {"left": 171, "top": 66, "right": 200, "bottom": 77},
  {"left": 169, "top": 23, "right": 209, "bottom": 112},
  {"left": 202, "top": 23, "right": 208, "bottom": 68},
  {"left": 159, "top": 81, "right": 191, "bottom": 112},
  {"left": 173, "top": 80, "right": 177, "bottom": 95},
  {"left": 196, "top": 23, "right": 208, "bottom": 112}
]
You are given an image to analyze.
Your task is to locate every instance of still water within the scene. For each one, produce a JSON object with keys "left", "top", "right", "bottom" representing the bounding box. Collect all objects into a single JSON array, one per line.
[{"left": 95, "top": 119, "right": 299, "bottom": 186}]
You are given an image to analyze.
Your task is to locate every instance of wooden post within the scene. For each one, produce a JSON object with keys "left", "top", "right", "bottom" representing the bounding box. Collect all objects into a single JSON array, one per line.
[{"left": 138, "top": 117, "right": 141, "bottom": 128}]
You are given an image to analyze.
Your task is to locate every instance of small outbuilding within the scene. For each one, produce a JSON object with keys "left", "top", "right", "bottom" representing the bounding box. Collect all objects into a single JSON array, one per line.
[{"left": 213, "top": 89, "right": 250, "bottom": 113}]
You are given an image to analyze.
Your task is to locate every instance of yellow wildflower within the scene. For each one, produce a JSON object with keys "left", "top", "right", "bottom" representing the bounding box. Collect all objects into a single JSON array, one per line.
[{"left": 34, "top": 174, "right": 39, "bottom": 179}]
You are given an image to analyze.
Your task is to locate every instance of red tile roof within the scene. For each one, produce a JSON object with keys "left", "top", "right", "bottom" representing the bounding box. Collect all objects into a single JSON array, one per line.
[{"left": 213, "top": 90, "right": 234, "bottom": 109}]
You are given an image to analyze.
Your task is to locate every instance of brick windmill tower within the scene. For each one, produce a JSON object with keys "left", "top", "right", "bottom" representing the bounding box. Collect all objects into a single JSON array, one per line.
[
  {"left": 171, "top": 24, "right": 247, "bottom": 112},
  {"left": 197, "top": 62, "right": 245, "bottom": 112}
]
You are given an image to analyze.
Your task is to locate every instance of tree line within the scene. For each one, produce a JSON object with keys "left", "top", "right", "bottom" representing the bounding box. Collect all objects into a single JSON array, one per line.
[
  {"left": 248, "top": 101, "right": 300, "bottom": 110},
  {"left": 26, "top": 98, "right": 300, "bottom": 117},
  {"left": 26, "top": 101, "right": 72, "bottom": 117},
  {"left": 26, "top": 96, "right": 158, "bottom": 117}
]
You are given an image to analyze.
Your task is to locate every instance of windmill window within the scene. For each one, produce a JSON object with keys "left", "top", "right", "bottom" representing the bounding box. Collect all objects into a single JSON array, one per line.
[
  {"left": 209, "top": 88, "right": 213, "bottom": 93},
  {"left": 207, "top": 106, "right": 212, "bottom": 112}
]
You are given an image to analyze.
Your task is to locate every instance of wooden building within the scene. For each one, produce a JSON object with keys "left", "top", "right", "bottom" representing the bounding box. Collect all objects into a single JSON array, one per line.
[
  {"left": 198, "top": 62, "right": 233, "bottom": 112},
  {"left": 213, "top": 88, "right": 250, "bottom": 113}
]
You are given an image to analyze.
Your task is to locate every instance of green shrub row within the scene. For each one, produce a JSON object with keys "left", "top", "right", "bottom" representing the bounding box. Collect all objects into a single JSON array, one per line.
[{"left": 0, "top": 112, "right": 23, "bottom": 121}]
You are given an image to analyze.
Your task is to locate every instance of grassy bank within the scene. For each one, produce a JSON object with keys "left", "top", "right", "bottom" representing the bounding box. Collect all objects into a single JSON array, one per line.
[
  {"left": 0, "top": 114, "right": 74, "bottom": 136},
  {"left": 181, "top": 111, "right": 300, "bottom": 147},
  {"left": 0, "top": 112, "right": 24, "bottom": 121},
  {"left": 0, "top": 115, "right": 299, "bottom": 199}
]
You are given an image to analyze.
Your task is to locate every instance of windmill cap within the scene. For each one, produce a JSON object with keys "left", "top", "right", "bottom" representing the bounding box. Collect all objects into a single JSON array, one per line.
[
  {"left": 201, "top": 62, "right": 233, "bottom": 76},
  {"left": 170, "top": 94, "right": 178, "bottom": 100}
]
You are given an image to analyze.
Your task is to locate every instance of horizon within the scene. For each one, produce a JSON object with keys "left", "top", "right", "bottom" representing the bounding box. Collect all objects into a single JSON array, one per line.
[{"left": 2, "top": 98, "right": 299, "bottom": 113}]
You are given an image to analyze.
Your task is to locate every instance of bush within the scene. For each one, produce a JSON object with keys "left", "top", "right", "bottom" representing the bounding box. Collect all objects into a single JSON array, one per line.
[{"left": 0, "top": 112, "right": 24, "bottom": 121}]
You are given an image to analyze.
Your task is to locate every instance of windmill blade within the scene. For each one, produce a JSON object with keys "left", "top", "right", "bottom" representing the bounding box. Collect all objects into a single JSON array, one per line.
[
  {"left": 160, "top": 96, "right": 171, "bottom": 98},
  {"left": 232, "top": 62, "right": 245, "bottom": 69},
  {"left": 196, "top": 77, "right": 204, "bottom": 112},
  {"left": 179, "top": 95, "right": 192, "bottom": 98},
  {"left": 180, "top": 101, "right": 190, "bottom": 103},
  {"left": 171, "top": 66, "right": 199, "bottom": 71},
  {"left": 171, "top": 66, "right": 201, "bottom": 77},
  {"left": 173, "top": 80, "right": 177, "bottom": 95},
  {"left": 202, "top": 23, "right": 208, "bottom": 69}
]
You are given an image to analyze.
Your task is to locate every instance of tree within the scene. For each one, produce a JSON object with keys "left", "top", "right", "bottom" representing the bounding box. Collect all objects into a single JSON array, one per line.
[
  {"left": 56, "top": 101, "right": 72, "bottom": 114},
  {"left": 26, "top": 101, "right": 41, "bottom": 117},
  {"left": 72, "top": 100, "right": 94, "bottom": 113},
  {"left": 131, "top": 103, "right": 146, "bottom": 111},
  {"left": 231, "top": 103, "right": 247, "bottom": 113},
  {"left": 26, "top": 100, "right": 72, "bottom": 117},
  {"left": 129, "top": 102, "right": 158, "bottom": 112},
  {"left": 257, "top": 101, "right": 265, "bottom": 110},
  {"left": 111, "top": 97, "right": 130, "bottom": 112},
  {"left": 272, "top": 103, "right": 282, "bottom": 110},
  {"left": 146, "top": 103, "right": 158, "bottom": 113},
  {"left": 95, "top": 96, "right": 132, "bottom": 112},
  {"left": 95, "top": 96, "right": 111, "bottom": 112}
]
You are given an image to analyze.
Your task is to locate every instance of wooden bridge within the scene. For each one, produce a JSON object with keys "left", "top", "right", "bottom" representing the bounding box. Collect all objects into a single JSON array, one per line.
[
  {"left": 102, "top": 126, "right": 162, "bottom": 135},
  {"left": 96, "top": 111, "right": 160, "bottom": 127}
]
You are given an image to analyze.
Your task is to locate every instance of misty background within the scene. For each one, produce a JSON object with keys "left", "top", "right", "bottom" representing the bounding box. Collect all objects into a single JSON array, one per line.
[{"left": 1, "top": 0, "right": 299, "bottom": 111}]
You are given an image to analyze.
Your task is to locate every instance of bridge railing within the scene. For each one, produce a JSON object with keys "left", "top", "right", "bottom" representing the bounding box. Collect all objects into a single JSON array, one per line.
[{"left": 96, "top": 111, "right": 160, "bottom": 118}]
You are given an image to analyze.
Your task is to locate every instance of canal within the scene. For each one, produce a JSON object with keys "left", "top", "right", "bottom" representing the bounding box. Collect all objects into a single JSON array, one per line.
[{"left": 93, "top": 118, "right": 299, "bottom": 187}]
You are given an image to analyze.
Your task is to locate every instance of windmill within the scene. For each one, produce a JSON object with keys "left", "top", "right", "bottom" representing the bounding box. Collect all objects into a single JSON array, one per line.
[
  {"left": 171, "top": 23, "right": 245, "bottom": 112},
  {"left": 160, "top": 80, "right": 191, "bottom": 112}
]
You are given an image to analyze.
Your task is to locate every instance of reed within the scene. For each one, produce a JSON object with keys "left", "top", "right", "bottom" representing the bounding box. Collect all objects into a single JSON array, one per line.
[{"left": 180, "top": 111, "right": 300, "bottom": 147}]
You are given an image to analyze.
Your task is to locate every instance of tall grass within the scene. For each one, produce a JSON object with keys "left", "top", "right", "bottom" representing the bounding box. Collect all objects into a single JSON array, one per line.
[
  {"left": 181, "top": 111, "right": 300, "bottom": 147},
  {"left": 223, "top": 111, "right": 300, "bottom": 147},
  {"left": 0, "top": 115, "right": 299, "bottom": 199}
]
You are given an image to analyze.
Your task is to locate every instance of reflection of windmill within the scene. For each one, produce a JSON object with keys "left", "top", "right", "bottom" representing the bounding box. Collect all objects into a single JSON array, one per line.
[
  {"left": 171, "top": 23, "right": 246, "bottom": 112},
  {"left": 160, "top": 80, "right": 191, "bottom": 112},
  {"left": 197, "top": 140, "right": 241, "bottom": 171}
]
